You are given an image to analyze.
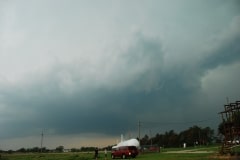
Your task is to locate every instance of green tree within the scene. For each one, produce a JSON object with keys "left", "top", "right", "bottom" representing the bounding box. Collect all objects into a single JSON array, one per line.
[
  {"left": 17, "top": 148, "right": 26, "bottom": 153},
  {"left": 56, "top": 146, "right": 64, "bottom": 152},
  {"left": 218, "top": 121, "right": 224, "bottom": 135},
  {"left": 167, "top": 130, "right": 178, "bottom": 147},
  {"left": 141, "top": 135, "right": 149, "bottom": 145},
  {"left": 141, "top": 125, "right": 214, "bottom": 148},
  {"left": 201, "top": 127, "right": 214, "bottom": 145}
]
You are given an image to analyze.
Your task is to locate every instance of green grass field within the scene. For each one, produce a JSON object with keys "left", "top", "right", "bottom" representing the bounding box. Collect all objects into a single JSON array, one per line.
[
  {"left": 0, "top": 146, "right": 239, "bottom": 160},
  {"left": 0, "top": 153, "right": 211, "bottom": 160}
]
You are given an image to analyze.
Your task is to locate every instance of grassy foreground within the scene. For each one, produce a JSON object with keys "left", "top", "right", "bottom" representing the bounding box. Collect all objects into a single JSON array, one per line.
[
  {"left": 0, "top": 146, "right": 238, "bottom": 160},
  {"left": 0, "top": 153, "right": 211, "bottom": 160}
]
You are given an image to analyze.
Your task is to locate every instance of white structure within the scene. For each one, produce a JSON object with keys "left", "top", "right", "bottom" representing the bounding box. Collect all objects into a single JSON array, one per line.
[
  {"left": 183, "top": 143, "right": 186, "bottom": 148},
  {"left": 112, "top": 138, "right": 140, "bottom": 149}
]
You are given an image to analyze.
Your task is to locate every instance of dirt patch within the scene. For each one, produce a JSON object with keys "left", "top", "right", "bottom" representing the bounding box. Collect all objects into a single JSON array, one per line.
[{"left": 209, "top": 154, "right": 240, "bottom": 160}]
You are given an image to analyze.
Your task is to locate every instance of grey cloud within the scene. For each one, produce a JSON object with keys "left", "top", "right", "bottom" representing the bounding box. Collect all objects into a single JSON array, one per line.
[
  {"left": 1, "top": 22, "right": 240, "bottom": 139},
  {"left": 0, "top": 33, "right": 165, "bottom": 138},
  {"left": 200, "top": 16, "right": 240, "bottom": 71},
  {"left": 1, "top": 1, "right": 240, "bottom": 148},
  {"left": 2, "top": 20, "right": 240, "bottom": 138}
]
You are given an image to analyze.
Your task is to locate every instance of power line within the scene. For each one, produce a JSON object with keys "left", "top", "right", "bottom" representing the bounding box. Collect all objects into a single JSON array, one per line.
[{"left": 141, "top": 116, "right": 219, "bottom": 126}]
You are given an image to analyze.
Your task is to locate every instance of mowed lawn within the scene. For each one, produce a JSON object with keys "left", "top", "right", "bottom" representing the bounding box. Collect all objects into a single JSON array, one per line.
[{"left": 0, "top": 146, "right": 238, "bottom": 160}]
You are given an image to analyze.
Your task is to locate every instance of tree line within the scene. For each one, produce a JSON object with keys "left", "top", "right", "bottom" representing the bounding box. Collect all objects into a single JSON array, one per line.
[
  {"left": 0, "top": 125, "right": 215, "bottom": 153},
  {"left": 0, "top": 146, "right": 108, "bottom": 154},
  {"left": 140, "top": 125, "right": 215, "bottom": 148}
]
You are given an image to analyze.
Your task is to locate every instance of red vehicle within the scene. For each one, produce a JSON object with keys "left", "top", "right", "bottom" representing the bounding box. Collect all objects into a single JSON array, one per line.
[{"left": 111, "top": 146, "right": 138, "bottom": 159}]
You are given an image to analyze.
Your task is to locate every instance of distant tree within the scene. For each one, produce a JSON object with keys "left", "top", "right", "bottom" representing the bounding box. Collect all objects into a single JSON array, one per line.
[
  {"left": 56, "top": 146, "right": 64, "bottom": 152},
  {"left": 7, "top": 150, "right": 13, "bottom": 154},
  {"left": 167, "top": 130, "right": 178, "bottom": 147},
  {"left": 17, "top": 148, "right": 26, "bottom": 153},
  {"left": 81, "top": 147, "right": 95, "bottom": 152},
  {"left": 71, "top": 148, "right": 81, "bottom": 152},
  {"left": 178, "top": 126, "right": 214, "bottom": 146},
  {"left": 141, "top": 135, "right": 149, "bottom": 145},
  {"left": 41, "top": 147, "right": 48, "bottom": 153},
  {"left": 141, "top": 125, "right": 214, "bottom": 148},
  {"left": 30, "top": 147, "right": 40, "bottom": 152},
  {"left": 105, "top": 145, "right": 114, "bottom": 151},
  {"left": 201, "top": 127, "right": 214, "bottom": 145},
  {"left": 153, "top": 133, "right": 164, "bottom": 147},
  {"left": 71, "top": 148, "right": 76, "bottom": 152},
  {"left": 218, "top": 121, "right": 224, "bottom": 136}
]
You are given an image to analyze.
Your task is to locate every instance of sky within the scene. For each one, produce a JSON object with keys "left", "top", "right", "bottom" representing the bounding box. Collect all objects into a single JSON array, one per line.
[{"left": 0, "top": 0, "right": 240, "bottom": 150}]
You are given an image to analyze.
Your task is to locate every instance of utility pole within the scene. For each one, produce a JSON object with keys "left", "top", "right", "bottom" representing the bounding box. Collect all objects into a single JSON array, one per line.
[
  {"left": 138, "top": 121, "right": 141, "bottom": 144},
  {"left": 40, "top": 130, "right": 44, "bottom": 153},
  {"left": 149, "top": 129, "right": 152, "bottom": 146}
]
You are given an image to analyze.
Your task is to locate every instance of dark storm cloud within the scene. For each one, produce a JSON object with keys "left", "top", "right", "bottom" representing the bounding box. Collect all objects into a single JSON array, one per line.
[
  {"left": 0, "top": 33, "right": 164, "bottom": 138},
  {"left": 1, "top": 23, "right": 240, "bottom": 139},
  {"left": 200, "top": 17, "right": 240, "bottom": 71},
  {"left": 1, "top": 2, "right": 240, "bottom": 147}
]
